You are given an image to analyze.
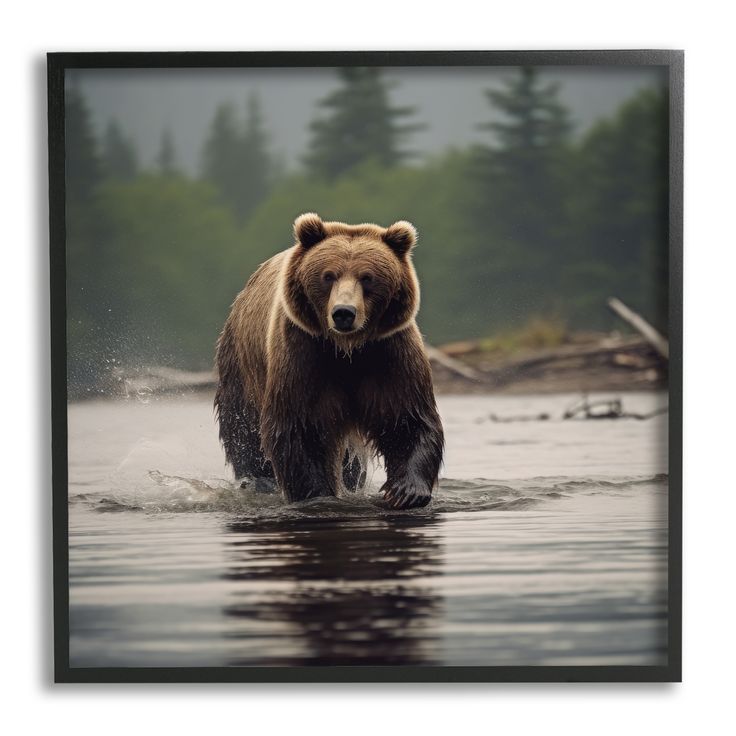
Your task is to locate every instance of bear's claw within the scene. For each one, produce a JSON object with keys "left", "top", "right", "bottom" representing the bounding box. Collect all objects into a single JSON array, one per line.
[{"left": 381, "top": 479, "right": 432, "bottom": 510}]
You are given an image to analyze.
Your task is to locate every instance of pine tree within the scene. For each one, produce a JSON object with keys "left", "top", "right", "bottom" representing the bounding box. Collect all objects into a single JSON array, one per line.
[
  {"left": 481, "top": 67, "right": 571, "bottom": 157},
  {"left": 156, "top": 127, "right": 178, "bottom": 175},
  {"left": 576, "top": 87, "right": 669, "bottom": 329},
  {"left": 65, "top": 85, "right": 102, "bottom": 202},
  {"left": 470, "top": 66, "right": 575, "bottom": 320},
  {"left": 201, "top": 96, "right": 271, "bottom": 222},
  {"left": 476, "top": 67, "right": 572, "bottom": 245},
  {"left": 304, "top": 67, "right": 421, "bottom": 179},
  {"left": 238, "top": 93, "right": 271, "bottom": 216},
  {"left": 102, "top": 120, "right": 138, "bottom": 181},
  {"left": 64, "top": 87, "right": 112, "bottom": 391}
]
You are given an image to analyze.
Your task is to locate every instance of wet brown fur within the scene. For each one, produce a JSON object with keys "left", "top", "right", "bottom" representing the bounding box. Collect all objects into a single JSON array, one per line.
[{"left": 215, "top": 213, "right": 444, "bottom": 509}]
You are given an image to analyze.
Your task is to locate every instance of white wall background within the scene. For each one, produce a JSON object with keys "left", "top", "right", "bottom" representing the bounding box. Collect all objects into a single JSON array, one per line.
[{"left": 1, "top": 2, "right": 732, "bottom": 734}]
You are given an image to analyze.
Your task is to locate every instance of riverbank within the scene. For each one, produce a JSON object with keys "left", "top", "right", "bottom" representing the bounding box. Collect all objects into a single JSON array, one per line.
[
  {"left": 70, "top": 328, "right": 666, "bottom": 401},
  {"left": 431, "top": 330, "right": 667, "bottom": 394}
]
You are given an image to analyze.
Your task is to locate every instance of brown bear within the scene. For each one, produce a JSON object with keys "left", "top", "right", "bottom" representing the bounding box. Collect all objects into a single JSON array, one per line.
[{"left": 214, "top": 213, "right": 444, "bottom": 510}]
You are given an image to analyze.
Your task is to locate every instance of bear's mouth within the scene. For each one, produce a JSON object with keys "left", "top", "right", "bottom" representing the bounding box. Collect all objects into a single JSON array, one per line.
[
  {"left": 330, "top": 325, "right": 360, "bottom": 335},
  {"left": 329, "top": 324, "right": 363, "bottom": 335},
  {"left": 326, "top": 319, "right": 368, "bottom": 351}
]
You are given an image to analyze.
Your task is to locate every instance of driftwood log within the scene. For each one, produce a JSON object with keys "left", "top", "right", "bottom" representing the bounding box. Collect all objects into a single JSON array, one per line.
[
  {"left": 607, "top": 297, "right": 669, "bottom": 359},
  {"left": 424, "top": 344, "right": 483, "bottom": 382},
  {"left": 433, "top": 334, "right": 666, "bottom": 393}
]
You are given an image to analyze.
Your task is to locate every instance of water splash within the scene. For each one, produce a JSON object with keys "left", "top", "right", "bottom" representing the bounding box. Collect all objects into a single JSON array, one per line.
[{"left": 68, "top": 471, "right": 668, "bottom": 520}]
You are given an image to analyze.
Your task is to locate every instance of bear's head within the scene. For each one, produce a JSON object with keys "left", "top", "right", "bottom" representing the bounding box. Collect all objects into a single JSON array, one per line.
[{"left": 281, "top": 213, "right": 420, "bottom": 349}]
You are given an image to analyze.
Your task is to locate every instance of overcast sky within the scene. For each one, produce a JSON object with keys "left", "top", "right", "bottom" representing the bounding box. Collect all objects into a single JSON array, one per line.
[{"left": 68, "top": 65, "right": 666, "bottom": 175}]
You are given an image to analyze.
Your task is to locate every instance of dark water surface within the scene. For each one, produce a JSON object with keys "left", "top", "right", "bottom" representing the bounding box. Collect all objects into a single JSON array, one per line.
[{"left": 68, "top": 393, "right": 668, "bottom": 667}]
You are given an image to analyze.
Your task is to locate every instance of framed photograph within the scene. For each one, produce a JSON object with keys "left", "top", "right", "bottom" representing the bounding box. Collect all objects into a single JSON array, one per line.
[{"left": 49, "top": 50, "right": 682, "bottom": 682}]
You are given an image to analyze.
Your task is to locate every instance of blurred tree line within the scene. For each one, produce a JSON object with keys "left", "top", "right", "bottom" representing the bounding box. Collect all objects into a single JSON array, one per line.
[{"left": 65, "top": 67, "right": 668, "bottom": 392}]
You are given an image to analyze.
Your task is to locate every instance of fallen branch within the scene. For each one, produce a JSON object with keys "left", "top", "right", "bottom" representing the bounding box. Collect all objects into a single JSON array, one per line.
[
  {"left": 607, "top": 297, "right": 669, "bottom": 360},
  {"left": 481, "top": 337, "right": 655, "bottom": 382},
  {"left": 563, "top": 395, "right": 668, "bottom": 421},
  {"left": 425, "top": 344, "right": 483, "bottom": 381}
]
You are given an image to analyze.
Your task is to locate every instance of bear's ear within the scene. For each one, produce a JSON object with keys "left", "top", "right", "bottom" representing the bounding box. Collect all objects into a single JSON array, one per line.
[
  {"left": 294, "top": 212, "right": 327, "bottom": 249},
  {"left": 383, "top": 220, "right": 417, "bottom": 258}
]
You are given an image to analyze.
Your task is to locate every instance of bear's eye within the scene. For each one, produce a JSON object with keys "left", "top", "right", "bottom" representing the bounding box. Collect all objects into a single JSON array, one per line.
[
  {"left": 322, "top": 271, "right": 337, "bottom": 285},
  {"left": 359, "top": 273, "right": 373, "bottom": 287}
]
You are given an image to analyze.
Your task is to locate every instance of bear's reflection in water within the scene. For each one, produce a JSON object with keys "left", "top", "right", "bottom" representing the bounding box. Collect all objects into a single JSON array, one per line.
[{"left": 221, "top": 516, "right": 443, "bottom": 665}]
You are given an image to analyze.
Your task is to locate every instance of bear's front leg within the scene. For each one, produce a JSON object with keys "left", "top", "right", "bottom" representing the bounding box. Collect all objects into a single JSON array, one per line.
[
  {"left": 259, "top": 319, "right": 344, "bottom": 502},
  {"left": 261, "top": 415, "right": 341, "bottom": 503},
  {"left": 376, "top": 413, "right": 444, "bottom": 510}
]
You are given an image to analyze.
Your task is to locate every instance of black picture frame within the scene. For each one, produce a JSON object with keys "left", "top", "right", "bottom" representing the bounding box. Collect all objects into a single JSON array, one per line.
[{"left": 48, "top": 49, "right": 683, "bottom": 684}]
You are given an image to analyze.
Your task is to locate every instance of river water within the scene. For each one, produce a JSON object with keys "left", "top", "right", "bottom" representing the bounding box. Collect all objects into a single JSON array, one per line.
[{"left": 67, "top": 392, "right": 669, "bottom": 668}]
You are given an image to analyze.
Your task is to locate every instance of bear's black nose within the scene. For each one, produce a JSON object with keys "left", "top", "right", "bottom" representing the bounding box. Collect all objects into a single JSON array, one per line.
[{"left": 332, "top": 305, "right": 357, "bottom": 331}]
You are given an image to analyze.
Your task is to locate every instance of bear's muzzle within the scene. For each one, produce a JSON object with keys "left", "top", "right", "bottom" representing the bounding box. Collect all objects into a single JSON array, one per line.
[{"left": 331, "top": 304, "right": 357, "bottom": 332}]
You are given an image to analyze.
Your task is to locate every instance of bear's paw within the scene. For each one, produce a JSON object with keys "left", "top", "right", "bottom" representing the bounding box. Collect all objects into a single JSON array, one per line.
[{"left": 381, "top": 475, "right": 432, "bottom": 510}]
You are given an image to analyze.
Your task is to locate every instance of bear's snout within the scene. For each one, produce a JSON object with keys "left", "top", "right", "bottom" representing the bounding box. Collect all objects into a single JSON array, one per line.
[{"left": 331, "top": 305, "right": 357, "bottom": 332}]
